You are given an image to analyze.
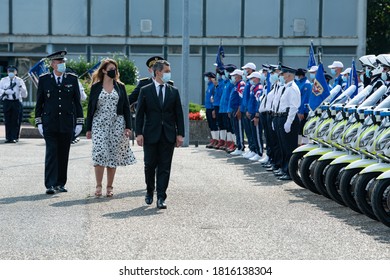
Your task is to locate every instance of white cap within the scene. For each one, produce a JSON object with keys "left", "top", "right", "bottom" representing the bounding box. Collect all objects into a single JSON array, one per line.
[
  {"left": 340, "top": 67, "right": 351, "bottom": 75},
  {"left": 230, "top": 69, "right": 244, "bottom": 76},
  {"left": 328, "top": 61, "right": 344, "bottom": 69},
  {"left": 308, "top": 65, "right": 318, "bottom": 73},
  {"left": 241, "top": 62, "right": 256, "bottom": 70},
  {"left": 247, "top": 72, "right": 262, "bottom": 79}
]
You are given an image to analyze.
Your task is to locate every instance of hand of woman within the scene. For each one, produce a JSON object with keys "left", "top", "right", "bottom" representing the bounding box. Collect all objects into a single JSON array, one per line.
[
  {"left": 124, "top": 129, "right": 132, "bottom": 138},
  {"left": 86, "top": 131, "right": 92, "bottom": 139}
]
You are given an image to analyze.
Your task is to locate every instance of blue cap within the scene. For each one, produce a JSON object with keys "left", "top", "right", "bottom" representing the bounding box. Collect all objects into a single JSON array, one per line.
[
  {"left": 204, "top": 72, "right": 216, "bottom": 78},
  {"left": 279, "top": 65, "right": 297, "bottom": 74},
  {"left": 46, "top": 50, "right": 67, "bottom": 60}
]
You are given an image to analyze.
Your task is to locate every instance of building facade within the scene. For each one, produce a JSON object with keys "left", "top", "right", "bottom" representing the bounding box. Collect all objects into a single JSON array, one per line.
[{"left": 0, "top": 0, "right": 367, "bottom": 105}]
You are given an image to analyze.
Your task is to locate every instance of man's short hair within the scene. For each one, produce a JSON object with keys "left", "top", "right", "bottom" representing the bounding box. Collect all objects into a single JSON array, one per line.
[{"left": 153, "top": 60, "right": 170, "bottom": 73}]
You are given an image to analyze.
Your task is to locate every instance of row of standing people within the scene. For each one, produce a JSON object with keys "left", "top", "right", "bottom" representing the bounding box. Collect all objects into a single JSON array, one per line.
[{"left": 203, "top": 59, "right": 366, "bottom": 181}]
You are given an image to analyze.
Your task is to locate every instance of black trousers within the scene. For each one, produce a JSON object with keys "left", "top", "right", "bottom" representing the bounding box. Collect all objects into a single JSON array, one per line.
[
  {"left": 3, "top": 100, "right": 20, "bottom": 141},
  {"left": 275, "top": 115, "right": 299, "bottom": 174},
  {"left": 44, "top": 130, "right": 72, "bottom": 188},
  {"left": 260, "top": 112, "right": 270, "bottom": 157},
  {"left": 143, "top": 133, "right": 175, "bottom": 200},
  {"left": 269, "top": 114, "right": 282, "bottom": 167}
]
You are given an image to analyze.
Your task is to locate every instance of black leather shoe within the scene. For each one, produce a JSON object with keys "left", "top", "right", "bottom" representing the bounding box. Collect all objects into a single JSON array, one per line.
[
  {"left": 46, "top": 186, "right": 56, "bottom": 195},
  {"left": 274, "top": 171, "right": 285, "bottom": 177},
  {"left": 58, "top": 186, "right": 68, "bottom": 192},
  {"left": 279, "top": 174, "right": 292, "bottom": 181},
  {"left": 157, "top": 198, "right": 167, "bottom": 209},
  {"left": 145, "top": 194, "right": 153, "bottom": 205}
]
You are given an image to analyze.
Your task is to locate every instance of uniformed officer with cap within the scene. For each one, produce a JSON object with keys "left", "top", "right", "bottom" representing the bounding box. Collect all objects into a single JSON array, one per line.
[
  {"left": 295, "top": 68, "right": 311, "bottom": 145},
  {"left": 204, "top": 71, "right": 218, "bottom": 148},
  {"left": 0, "top": 65, "right": 28, "bottom": 143},
  {"left": 273, "top": 65, "right": 300, "bottom": 180},
  {"left": 128, "top": 55, "right": 164, "bottom": 106},
  {"left": 35, "top": 50, "right": 84, "bottom": 194}
]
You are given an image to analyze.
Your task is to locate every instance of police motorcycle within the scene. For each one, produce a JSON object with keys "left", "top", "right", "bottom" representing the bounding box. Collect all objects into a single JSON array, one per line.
[
  {"left": 288, "top": 85, "right": 341, "bottom": 189},
  {"left": 298, "top": 84, "right": 358, "bottom": 195},
  {"left": 323, "top": 84, "right": 388, "bottom": 209}
]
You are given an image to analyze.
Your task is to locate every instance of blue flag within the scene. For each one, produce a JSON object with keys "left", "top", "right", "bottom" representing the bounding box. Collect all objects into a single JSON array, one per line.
[
  {"left": 87, "top": 60, "right": 102, "bottom": 75},
  {"left": 266, "top": 72, "right": 271, "bottom": 93},
  {"left": 307, "top": 41, "right": 317, "bottom": 69},
  {"left": 347, "top": 59, "right": 359, "bottom": 99},
  {"left": 308, "top": 63, "right": 330, "bottom": 110},
  {"left": 28, "top": 59, "right": 49, "bottom": 87},
  {"left": 215, "top": 44, "right": 225, "bottom": 69}
]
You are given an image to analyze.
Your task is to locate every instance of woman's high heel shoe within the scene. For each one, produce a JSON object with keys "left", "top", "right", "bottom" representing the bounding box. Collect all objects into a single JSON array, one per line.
[
  {"left": 106, "top": 186, "right": 114, "bottom": 197},
  {"left": 95, "top": 185, "right": 102, "bottom": 197}
]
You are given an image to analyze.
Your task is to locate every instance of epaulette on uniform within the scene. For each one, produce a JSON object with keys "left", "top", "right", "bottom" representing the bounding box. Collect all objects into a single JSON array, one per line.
[
  {"left": 39, "top": 72, "right": 50, "bottom": 78},
  {"left": 140, "top": 77, "right": 149, "bottom": 81},
  {"left": 65, "top": 72, "right": 78, "bottom": 78}
]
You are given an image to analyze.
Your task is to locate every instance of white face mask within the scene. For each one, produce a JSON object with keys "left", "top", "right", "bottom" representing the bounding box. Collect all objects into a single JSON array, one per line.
[
  {"left": 162, "top": 72, "right": 171, "bottom": 83},
  {"left": 381, "top": 72, "right": 389, "bottom": 81},
  {"left": 310, "top": 73, "right": 316, "bottom": 80},
  {"left": 8, "top": 72, "right": 15, "bottom": 79},
  {"left": 56, "top": 62, "right": 66, "bottom": 73}
]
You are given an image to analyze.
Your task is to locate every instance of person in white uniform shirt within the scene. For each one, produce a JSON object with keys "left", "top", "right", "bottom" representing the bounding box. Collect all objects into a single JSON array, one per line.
[{"left": 0, "top": 65, "right": 27, "bottom": 143}]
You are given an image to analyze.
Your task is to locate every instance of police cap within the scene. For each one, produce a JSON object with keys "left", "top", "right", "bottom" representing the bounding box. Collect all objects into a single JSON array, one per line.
[
  {"left": 146, "top": 56, "right": 164, "bottom": 68},
  {"left": 224, "top": 64, "right": 237, "bottom": 73},
  {"left": 46, "top": 50, "right": 67, "bottom": 61},
  {"left": 279, "top": 65, "right": 297, "bottom": 74},
  {"left": 216, "top": 68, "right": 224, "bottom": 75},
  {"left": 7, "top": 65, "right": 18, "bottom": 72},
  {"left": 296, "top": 68, "right": 307, "bottom": 76},
  {"left": 204, "top": 72, "right": 216, "bottom": 79},
  {"left": 324, "top": 73, "right": 333, "bottom": 81}
]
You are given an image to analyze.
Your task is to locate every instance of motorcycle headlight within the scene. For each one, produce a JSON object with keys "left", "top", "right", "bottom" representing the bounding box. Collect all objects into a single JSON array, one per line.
[
  {"left": 344, "top": 129, "right": 357, "bottom": 144},
  {"left": 331, "top": 125, "right": 345, "bottom": 141},
  {"left": 376, "top": 134, "right": 390, "bottom": 151},
  {"left": 303, "top": 119, "right": 317, "bottom": 136},
  {"left": 317, "top": 123, "right": 330, "bottom": 138},
  {"left": 359, "top": 131, "right": 374, "bottom": 147}
]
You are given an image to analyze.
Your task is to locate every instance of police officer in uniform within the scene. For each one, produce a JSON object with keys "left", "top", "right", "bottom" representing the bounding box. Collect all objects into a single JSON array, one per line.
[
  {"left": 0, "top": 65, "right": 28, "bottom": 143},
  {"left": 128, "top": 55, "right": 164, "bottom": 106},
  {"left": 35, "top": 51, "right": 84, "bottom": 194},
  {"left": 273, "top": 65, "right": 301, "bottom": 180}
]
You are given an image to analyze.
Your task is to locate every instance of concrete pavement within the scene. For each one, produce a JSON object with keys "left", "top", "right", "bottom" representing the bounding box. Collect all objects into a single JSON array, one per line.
[{"left": 0, "top": 127, "right": 389, "bottom": 260}]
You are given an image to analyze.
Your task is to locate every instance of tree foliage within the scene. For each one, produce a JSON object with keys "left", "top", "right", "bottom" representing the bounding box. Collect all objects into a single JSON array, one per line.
[{"left": 367, "top": 0, "right": 390, "bottom": 54}]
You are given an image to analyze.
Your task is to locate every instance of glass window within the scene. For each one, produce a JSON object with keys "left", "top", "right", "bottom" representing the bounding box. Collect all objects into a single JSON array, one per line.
[
  {"left": 13, "top": 44, "right": 46, "bottom": 53},
  {"left": 283, "top": 47, "right": 307, "bottom": 56},
  {"left": 91, "top": 0, "right": 126, "bottom": 36},
  {"left": 245, "top": 46, "right": 278, "bottom": 55},
  {"left": 207, "top": 46, "right": 239, "bottom": 55},
  {"left": 12, "top": 0, "right": 48, "bottom": 35},
  {"left": 0, "top": 44, "right": 8, "bottom": 52},
  {"left": 52, "top": 0, "right": 87, "bottom": 35},
  {"left": 92, "top": 45, "right": 125, "bottom": 54},
  {"left": 130, "top": 0, "right": 164, "bottom": 36},
  {"left": 322, "top": 46, "right": 357, "bottom": 55},
  {"left": 53, "top": 45, "right": 86, "bottom": 53},
  {"left": 0, "top": 0, "right": 9, "bottom": 34},
  {"left": 130, "top": 45, "right": 163, "bottom": 54}
]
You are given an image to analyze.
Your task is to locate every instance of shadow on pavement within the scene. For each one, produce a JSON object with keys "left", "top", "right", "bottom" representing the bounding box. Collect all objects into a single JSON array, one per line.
[
  {"left": 102, "top": 205, "right": 162, "bottom": 219},
  {"left": 0, "top": 193, "right": 58, "bottom": 204},
  {"left": 286, "top": 188, "right": 390, "bottom": 244},
  {"left": 49, "top": 189, "right": 145, "bottom": 208}
]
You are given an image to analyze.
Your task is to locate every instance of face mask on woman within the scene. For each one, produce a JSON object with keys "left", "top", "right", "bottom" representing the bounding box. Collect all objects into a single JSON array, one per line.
[{"left": 106, "top": 69, "right": 116, "bottom": 79}]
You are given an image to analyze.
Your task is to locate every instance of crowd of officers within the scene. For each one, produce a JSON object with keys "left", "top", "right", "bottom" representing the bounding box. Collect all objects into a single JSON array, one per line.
[{"left": 202, "top": 55, "right": 390, "bottom": 181}]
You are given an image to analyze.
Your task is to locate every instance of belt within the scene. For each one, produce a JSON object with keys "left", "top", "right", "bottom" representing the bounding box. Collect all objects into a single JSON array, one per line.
[
  {"left": 3, "top": 99, "right": 19, "bottom": 102},
  {"left": 260, "top": 111, "right": 272, "bottom": 115},
  {"left": 273, "top": 112, "right": 288, "bottom": 117}
]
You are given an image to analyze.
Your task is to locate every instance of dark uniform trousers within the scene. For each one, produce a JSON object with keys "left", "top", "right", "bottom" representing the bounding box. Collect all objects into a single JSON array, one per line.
[
  {"left": 44, "top": 130, "right": 73, "bottom": 187},
  {"left": 249, "top": 115, "right": 263, "bottom": 155},
  {"left": 3, "top": 100, "right": 21, "bottom": 141},
  {"left": 269, "top": 115, "right": 282, "bottom": 168},
  {"left": 275, "top": 115, "right": 299, "bottom": 174},
  {"left": 242, "top": 112, "right": 255, "bottom": 151},
  {"left": 206, "top": 108, "right": 218, "bottom": 131},
  {"left": 260, "top": 112, "right": 271, "bottom": 158},
  {"left": 144, "top": 129, "right": 175, "bottom": 201}
]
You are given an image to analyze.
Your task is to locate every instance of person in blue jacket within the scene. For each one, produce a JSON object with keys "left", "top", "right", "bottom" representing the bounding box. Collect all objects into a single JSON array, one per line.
[
  {"left": 204, "top": 71, "right": 218, "bottom": 148},
  {"left": 219, "top": 64, "right": 237, "bottom": 152},
  {"left": 213, "top": 67, "right": 225, "bottom": 149},
  {"left": 246, "top": 71, "right": 264, "bottom": 161},
  {"left": 328, "top": 61, "right": 344, "bottom": 89},
  {"left": 295, "top": 68, "right": 312, "bottom": 145}
]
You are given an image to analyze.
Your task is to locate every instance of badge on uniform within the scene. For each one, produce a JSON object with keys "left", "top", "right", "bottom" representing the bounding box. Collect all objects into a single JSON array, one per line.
[
  {"left": 64, "top": 84, "right": 73, "bottom": 88},
  {"left": 46, "top": 91, "right": 50, "bottom": 98}
]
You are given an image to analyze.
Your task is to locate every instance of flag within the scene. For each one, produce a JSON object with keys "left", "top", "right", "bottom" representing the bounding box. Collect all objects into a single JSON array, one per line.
[
  {"left": 308, "top": 63, "right": 330, "bottom": 110},
  {"left": 28, "top": 59, "right": 49, "bottom": 88},
  {"left": 266, "top": 72, "right": 271, "bottom": 93},
  {"left": 347, "top": 59, "right": 359, "bottom": 99},
  {"left": 215, "top": 44, "right": 225, "bottom": 69},
  {"left": 87, "top": 60, "right": 102, "bottom": 75},
  {"left": 307, "top": 41, "right": 317, "bottom": 69}
]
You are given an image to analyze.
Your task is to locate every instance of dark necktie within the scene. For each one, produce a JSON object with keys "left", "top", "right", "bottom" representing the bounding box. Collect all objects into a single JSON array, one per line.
[
  {"left": 57, "top": 77, "right": 61, "bottom": 86},
  {"left": 159, "top": 84, "right": 164, "bottom": 106}
]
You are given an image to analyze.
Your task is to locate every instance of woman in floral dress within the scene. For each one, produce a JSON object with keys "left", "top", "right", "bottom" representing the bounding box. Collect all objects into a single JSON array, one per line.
[{"left": 86, "top": 58, "right": 136, "bottom": 197}]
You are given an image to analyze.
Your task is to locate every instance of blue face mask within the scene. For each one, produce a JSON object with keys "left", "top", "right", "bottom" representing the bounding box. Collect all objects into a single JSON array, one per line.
[
  {"left": 260, "top": 73, "right": 266, "bottom": 82},
  {"left": 270, "top": 73, "right": 278, "bottom": 84},
  {"left": 342, "top": 76, "right": 348, "bottom": 82},
  {"left": 8, "top": 72, "right": 15, "bottom": 79},
  {"left": 162, "top": 72, "right": 171, "bottom": 83},
  {"left": 278, "top": 75, "right": 285, "bottom": 85},
  {"left": 365, "top": 68, "right": 371, "bottom": 78},
  {"left": 230, "top": 76, "right": 236, "bottom": 84},
  {"left": 360, "top": 74, "right": 364, "bottom": 82},
  {"left": 222, "top": 75, "right": 227, "bottom": 81},
  {"left": 204, "top": 77, "right": 210, "bottom": 83},
  {"left": 310, "top": 73, "right": 316, "bottom": 80},
  {"left": 330, "top": 69, "right": 336, "bottom": 76},
  {"left": 57, "top": 62, "right": 66, "bottom": 73},
  {"left": 249, "top": 79, "right": 255, "bottom": 86},
  {"left": 216, "top": 74, "right": 221, "bottom": 80},
  {"left": 381, "top": 72, "right": 389, "bottom": 81}
]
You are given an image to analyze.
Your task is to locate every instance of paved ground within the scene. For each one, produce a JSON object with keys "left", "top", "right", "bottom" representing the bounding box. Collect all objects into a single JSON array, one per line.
[{"left": 0, "top": 125, "right": 389, "bottom": 260}]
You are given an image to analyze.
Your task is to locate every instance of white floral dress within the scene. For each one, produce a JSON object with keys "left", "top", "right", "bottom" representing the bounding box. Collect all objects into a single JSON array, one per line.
[{"left": 92, "top": 89, "right": 136, "bottom": 168}]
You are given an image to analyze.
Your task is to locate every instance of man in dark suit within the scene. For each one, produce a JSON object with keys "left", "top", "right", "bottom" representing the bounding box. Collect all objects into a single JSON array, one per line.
[
  {"left": 35, "top": 50, "right": 84, "bottom": 194},
  {"left": 135, "top": 60, "right": 185, "bottom": 209}
]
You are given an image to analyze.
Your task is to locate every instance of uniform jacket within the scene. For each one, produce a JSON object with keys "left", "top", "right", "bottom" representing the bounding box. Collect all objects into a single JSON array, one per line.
[
  {"left": 135, "top": 82, "right": 184, "bottom": 144},
  {"left": 86, "top": 81, "right": 132, "bottom": 131},
  {"left": 128, "top": 77, "right": 153, "bottom": 105},
  {"left": 0, "top": 76, "right": 28, "bottom": 101},
  {"left": 35, "top": 72, "right": 84, "bottom": 133},
  {"left": 204, "top": 81, "right": 215, "bottom": 109},
  {"left": 295, "top": 77, "right": 312, "bottom": 114}
]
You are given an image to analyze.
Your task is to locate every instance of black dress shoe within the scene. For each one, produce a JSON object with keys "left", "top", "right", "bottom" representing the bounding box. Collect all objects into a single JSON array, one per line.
[
  {"left": 46, "top": 186, "right": 56, "bottom": 195},
  {"left": 145, "top": 194, "right": 153, "bottom": 205},
  {"left": 157, "top": 198, "right": 167, "bottom": 209},
  {"left": 279, "top": 174, "right": 292, "bottom": 181},
  {"left": 58, "top": 186, "right": 68, "bottom": 192},
  {"left": 274, "top": 171, "right": 285, "bottom": 177},
  {"left": 4, "top": 139, "right": 16, "bottom": 143}
]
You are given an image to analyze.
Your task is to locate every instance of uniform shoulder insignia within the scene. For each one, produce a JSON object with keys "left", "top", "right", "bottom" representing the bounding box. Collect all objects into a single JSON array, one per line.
[
  {"left": 66, "top": 72, "right": 78, "bottom": 78},
  {"left": 39, "top": 72, "right": 50, "bottom": 78},
  {"left": 140, "top": 77, "right": 149, "bottom": 81}
]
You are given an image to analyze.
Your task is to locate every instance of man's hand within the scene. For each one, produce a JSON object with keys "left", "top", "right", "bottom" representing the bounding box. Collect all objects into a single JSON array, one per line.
[
  {"left": 86, "top": 131, "right": 92, "bottom": 139},
  {"left": 176, "top": 135, "right": 184, "bottom": 147},
  {"left": 212, "top": 110, "right": 216, "bottom": 119},
  {"left": 253, "top": 117, "right": 259, "bottom": 127},
  {"left": 136, "top": 135, "right": 144, "bottom": 147},
  {"left": 38, "top": 124, "right": 44, "bottom": 137},
  {"left": 246, "top": 112, "right": 251, "bottom": 119},
  {"left": 298, "top": 113, "right": 304, "bottom": 121},
  {"left": 236, "top": 110, "right": 241, "bottom": 120}
]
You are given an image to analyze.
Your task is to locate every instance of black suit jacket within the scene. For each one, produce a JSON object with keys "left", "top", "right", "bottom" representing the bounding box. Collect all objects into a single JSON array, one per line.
[
  {"left": 35, "top": 72, "right": 84, "bottom": 133},
  {"left": 128, "top": 77, "right": 153, "bottom": 106},
  {"left": 135, "top": 82, "right": 184, "bottom": 144},
  {"left": 86, "top": 81, "right": 131, "bottom": 131}
]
